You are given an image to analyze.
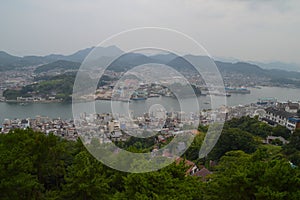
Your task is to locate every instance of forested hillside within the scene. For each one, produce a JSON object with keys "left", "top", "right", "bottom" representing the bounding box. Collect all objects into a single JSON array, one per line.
[{"left": 1, "top": 117, "right": 300, "bottom": 199}]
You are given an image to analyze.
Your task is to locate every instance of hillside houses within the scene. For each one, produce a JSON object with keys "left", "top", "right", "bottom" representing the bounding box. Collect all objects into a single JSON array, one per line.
[
  {"left": 264, "top": 107, "right": 294, "bottom": 126},
  {"left": 263, "top": 101, "right": 300, "bottom": 131}
]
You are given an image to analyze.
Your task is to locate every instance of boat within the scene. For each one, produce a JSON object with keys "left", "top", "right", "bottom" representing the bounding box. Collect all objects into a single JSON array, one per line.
[
  {"left": 209, "top": 91, "right": 231, "bottom": 97},
  {"left": 130, "top": 91, "right": 148, "bottom": 100},
  {"left": 225, "top": 87, "right": 250, "bottom": 94},
  {"left": 131, "top": 96, "right": 147, "bottom": 101},
  {"left": 257, "top": 97, "right": 277, "bottom": 105},
  {"left": 148, "top": 93, "right": 160, "bottom": 98},
  {"left": 121, "top": 99, "right": 131, "bottom": 102}
]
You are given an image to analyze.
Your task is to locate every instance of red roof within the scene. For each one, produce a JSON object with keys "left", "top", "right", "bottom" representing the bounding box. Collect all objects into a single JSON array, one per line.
[{"left": 192, "top": 167, "right": 212, "bottom": 181}]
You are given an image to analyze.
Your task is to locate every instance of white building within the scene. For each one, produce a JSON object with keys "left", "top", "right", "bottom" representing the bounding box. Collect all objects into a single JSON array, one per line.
[{"left": 264, "top": 107, "right": 294, "bottom": 126}]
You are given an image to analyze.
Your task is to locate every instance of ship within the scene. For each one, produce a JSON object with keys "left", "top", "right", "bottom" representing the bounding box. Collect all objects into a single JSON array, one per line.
[
  {"left": 208, "top": 91, "right": 231, "bottom": 97},
  {"left": 148, "top": 93, "right": 160, "bottom": 98},
  {"left": 131, "top": 97, "right": 147, "bottom": 100},
  {"left": 225, "top": 87, "right": 250, "bottom": 94},
  {"left": 131, "top": 91, "right": 148, "bottom": 101},
  {"left": 257, "top": 97, "right": 277, "bottom": 105}
]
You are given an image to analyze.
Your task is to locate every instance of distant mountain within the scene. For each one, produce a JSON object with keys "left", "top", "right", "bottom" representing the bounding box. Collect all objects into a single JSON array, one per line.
[
  {"left": 0, "top": 51, "right": 22, "bottom": 71},
  {"left": 43, "top": 46, "right": 123, "bottom": 63},
  {"left": 108, "top": 52, "right": 159, "bottom": 72},
  {"left": 0, "top": 46, "right": 123, "bottom": 71},
  {"left": 250, "top": 61, "right": 300, "bottom": 72},
  {"left": 56, "top": 47, "right": 93, "bottom": 62},
  {"left": 42, "top": 47, "right": 93, "bottom": 63},
  {"left": 166, "top": 55, "right": 300, "bottom": 87},
  {"left": 34, "top": 60, "right": 81, "bottom": 73},
  {"left": 149, "top": 53, "right": 178, "bottom": 64},
  {"left": 91, "top": 45, "right": 124, "bottom": 58},
  {"left": 166, "top": 55, "right": 265, "bottom": 76},
  {"left": 213, "top": 56, "right": 241, "bottom": 63},
  {"left": 0, "top": 51, "right": 21, "bottom": 65},
  {"left": 215, "top": 56, "right": 300, "bottom": 72},
  {"left": 215, "top": 61, "right": 267, "bottom": 77},
  {"left": 166, "top": 56, "right": 194, "bottom": 72},
  {"left": 2, "top": 46, "right": 300, "bottom": 87}
]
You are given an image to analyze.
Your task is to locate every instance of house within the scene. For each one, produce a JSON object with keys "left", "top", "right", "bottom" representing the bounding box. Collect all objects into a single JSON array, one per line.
[
  {"left": 263, "top": 136, "right": 289, "bottom": 145},
  {"left": 192, "top": 167, "right": 212, "bottom": 181},
  {"left": 175, "top": 158, "right": 197, "bottom": 175},
  {"left": 108, "top": 131, "right": 123, "bottom": 141},
  {"left": 285, "top": 102, "right": 299, "bottom": 113},
  {"left": 157, "top": 135, "right": 166, "bottom": 143},
  {"left": 175, "top": 158, "right": 212, "bottom": 181},
  {"left": 20, "top": 119, "right": 30, "bottom": 129},
  {"left": 177, "top": 142, "right": 186, "bottom": 153},
  {"left": 276, "top": 101, "right": 299, "bottom": 113},
  {"left": 257, "top": 97, "right": 277, "bottom": 107},
  {"left": 286, "top": 117, "right": 300, "bottom": 131},
  {"left": 108, "top": 120, "right": 120, "bottom": 133},
  {"left": 162, "top": 149, "right": 173, "bottom": 158},
  {"left": 264, "top": 107, "right": 294, "bottom": 126}
]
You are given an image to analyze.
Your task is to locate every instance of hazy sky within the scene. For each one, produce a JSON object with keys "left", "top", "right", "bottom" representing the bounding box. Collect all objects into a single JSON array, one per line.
[{"left": 1, "top": 0, "right": 299, "bottom": 63}]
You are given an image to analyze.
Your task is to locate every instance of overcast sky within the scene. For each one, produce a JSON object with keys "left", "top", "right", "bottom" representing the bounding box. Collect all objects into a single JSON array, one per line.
[{"left": 1, "top": 0, "right": 299, "bottom": 64}]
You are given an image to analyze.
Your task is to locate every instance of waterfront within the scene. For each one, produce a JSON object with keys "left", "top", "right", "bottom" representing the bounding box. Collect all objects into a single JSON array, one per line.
[{"left": 1, "top": 86, "right": 300, "bottom": 122}]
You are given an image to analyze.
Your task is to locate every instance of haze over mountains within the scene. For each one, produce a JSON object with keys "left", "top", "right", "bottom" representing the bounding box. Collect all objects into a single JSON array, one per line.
[
  {"left": 1, "top": 46, "right": 300, "bottom": 88},
  {"left": 215, "top": 56, "right": 300, "bottom": 72}
]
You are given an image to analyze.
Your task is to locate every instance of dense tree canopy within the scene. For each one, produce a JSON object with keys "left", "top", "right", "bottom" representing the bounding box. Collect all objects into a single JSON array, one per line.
[
  {"left": 207, "top": 128, "right": 257, "bottom": 161},
  {"left": 206, "top": 150, "right": 300, "bottom": 200},
  {"left": 0, "top": 116, "right": 299, "bottom": 199}
]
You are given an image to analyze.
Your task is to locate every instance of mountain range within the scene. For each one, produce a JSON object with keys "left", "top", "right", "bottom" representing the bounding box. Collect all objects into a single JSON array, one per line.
[
  {"left": 0, "top": 46, "right": 122, "bottom": 71},
  {"left": 1, "top": 46, "right": 300, "bottom": 87}
]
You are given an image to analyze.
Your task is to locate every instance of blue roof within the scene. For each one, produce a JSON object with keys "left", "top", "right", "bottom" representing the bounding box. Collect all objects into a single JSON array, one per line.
[
  {"left": 258, "top": 97, "right": 276, "bottom": 101},
  {"left": 288, "top": 118, "right": 300, "bottom": 123}
]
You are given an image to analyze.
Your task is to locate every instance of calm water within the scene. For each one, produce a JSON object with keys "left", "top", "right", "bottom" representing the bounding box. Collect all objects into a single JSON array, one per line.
[{"left": 1, "top": 86, "right": 300, "bottom": 122}]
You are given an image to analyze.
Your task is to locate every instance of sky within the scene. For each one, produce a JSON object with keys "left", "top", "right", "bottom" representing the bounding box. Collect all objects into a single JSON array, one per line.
[{"left": 0, "top": 0, "right": 299, "bottom": 64}]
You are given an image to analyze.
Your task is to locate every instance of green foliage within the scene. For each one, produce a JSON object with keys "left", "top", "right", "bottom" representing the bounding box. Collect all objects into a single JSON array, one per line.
[
  {"left": 34, "top": 60, "right": 80, "bottom": 73},
  {"left": 115, "top": 135, "right": 156, "bottom": 153},
  {"left": 0, "top": 129, "right": 75, "bottom": 199},
  {"left": 0, "top": 129, "right": 205, "bottom": 199},
  {"left": 0, "top": 122, "right": 299, "bottom": 199},
  {"left": 226, "top": 116, "right": 273, "bottom": 138},
  {"left": 208, "top": 128, "right": 257, "bottom": 161},
  {"left": 198, "top": 124, "right": 208, "bottom": 133},
  {"left": 272, "top": 125, "right": 291, "bottom": 140},
  {"left": 283, "top": 129, "right": 300, "bottom": 165},
  {"left": 183, "top": 133, "right": 205, "bottom": 162},
  {"left": 205, "top": 149, "right": 300, "bottom": 200},
  {"left": 62, "top": 151, "right": 111, "bottom": 200},
  {"left": 117, "top": 163, "right": 204, "bottom": 200},
  {"left": 3, "top": 85, "right": 34, "bottom": 100},
  {"left": 3, "top": 74, "right": 75, "bottom": 102}
]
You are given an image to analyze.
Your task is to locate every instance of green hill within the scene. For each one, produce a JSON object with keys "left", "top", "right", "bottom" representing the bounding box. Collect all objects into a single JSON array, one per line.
[{"left": 34, "top": 60, "right": 81, "bottom": 73}]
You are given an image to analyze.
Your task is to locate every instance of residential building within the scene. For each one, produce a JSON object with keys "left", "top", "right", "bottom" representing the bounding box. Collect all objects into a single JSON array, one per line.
[
  {"left": 286, "top": 117, "right": 300, "bottom": 131},
  {"left": 264, "top": 107, "right": 295, "bottom": 126}
]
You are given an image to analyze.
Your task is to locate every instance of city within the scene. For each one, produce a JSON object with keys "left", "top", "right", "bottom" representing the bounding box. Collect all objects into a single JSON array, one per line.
[{"left": 1, "top": 0, "right": 300, "bottom": 199}]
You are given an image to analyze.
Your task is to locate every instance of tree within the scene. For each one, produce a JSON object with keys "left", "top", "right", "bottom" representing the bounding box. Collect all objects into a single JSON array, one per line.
[
  {"left": 183, "top": 133, "right": 205, "bottom": 162},
  {"left": 0, "top": 129, "right": 44, "bottom": 199},
  {"left": 208, "top": 128, "right": 257, "bottom": 161},
  {"left": 283, "top": 129, "right": 300, "bottom": 165},
  {"left": 62, "top": 151, "right": 111, "bottom": 200},
  {"left": 115, "top": 162, "right": 204, "bottom": 199},
  {"left": 272, "top": 125, "right": 290, "bottom": 140},
  {"left": 226, "top": 116, "right": 273, "bottom": 138},
  {"left": 205, "top": 150, "right": 300, "bottom": 200}
]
